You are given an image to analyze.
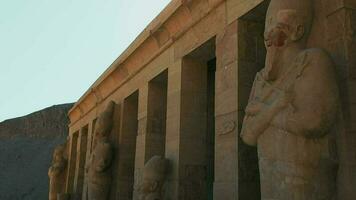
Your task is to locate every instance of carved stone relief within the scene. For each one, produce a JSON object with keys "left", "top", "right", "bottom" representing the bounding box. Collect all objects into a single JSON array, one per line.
[
  {"left": 240, "top": 0, "right": 341, "bottom": 199},
  {"left": 217, "top": 120, "right": 236, "bottom": 136}
]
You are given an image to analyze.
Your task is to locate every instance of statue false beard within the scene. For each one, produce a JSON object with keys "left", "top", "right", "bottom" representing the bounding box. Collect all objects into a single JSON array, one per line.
[{"left": 264, "top": 45, "right": 284, "bottom": 81}]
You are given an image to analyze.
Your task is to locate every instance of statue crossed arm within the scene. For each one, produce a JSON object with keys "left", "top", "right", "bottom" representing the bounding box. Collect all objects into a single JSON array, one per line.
[
  {"left": 270, "top": 50, "right": 339, "bottom": 138},
  {"left": 241, "top": 83, "right": 290, "bottom": 146},
  {"left": 241, "top": 49, "right": 339, "bottom": 146}
]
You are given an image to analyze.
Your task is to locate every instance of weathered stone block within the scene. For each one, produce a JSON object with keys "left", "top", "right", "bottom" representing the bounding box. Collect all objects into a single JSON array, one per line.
[
  {"left": 215, "top": 88, "right": 238, "bottom": 116},
  {"left": 216, "top": 21, "right": 237, "bottom": 69},
  {"left": 215, "top": 61, "right": 237, "bottom": 93},
  {"left": 215, "top": 112, "right": 237, "bottom": 182},
  {"left": 192, "top": 2, "right": 226, "bottom": 44}
]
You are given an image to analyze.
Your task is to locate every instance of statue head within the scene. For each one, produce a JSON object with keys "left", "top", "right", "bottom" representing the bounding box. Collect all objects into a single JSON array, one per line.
[
  {"left": 139, "top": 156, "right": 168, "bottom": 197},
  {"left": 263, "top": 0, "right": 313, "bottom": 80},
  {"left": 94, "top": 101, "right": 115, "bottom": 138},
  {"left": 265, "top": 0, "right": 313, "bottom": 48},
  {"left": 52, "top": 144, "right": 66, "bottom": 164},
  {"left": 92, "top": 141, "right": 113, "bottom": 172}
]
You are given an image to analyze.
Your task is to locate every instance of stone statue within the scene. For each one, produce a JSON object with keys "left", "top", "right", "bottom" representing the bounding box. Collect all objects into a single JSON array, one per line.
[
  {"left": 94, "top": 101, "right": 115, "bottom": 141},
  {"left": 48, "top": 143, "right": 68, "bottom": 200},
  {"left": 137, "top": 156, "right": 169, "bottom": 200},
  {"left": 87, "top": 101, "right": 116, "bottom": 200},
  {"left": 87, "top": 140, "right": 114, "bottom": 200},
  {"left": 240, "top": 0, "right": 340, "bottom": 199}
]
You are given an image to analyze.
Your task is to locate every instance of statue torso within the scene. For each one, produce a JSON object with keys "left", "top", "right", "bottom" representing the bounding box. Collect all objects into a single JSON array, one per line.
[{"left": 251, "top": 49, "right": 339, "bottom": 200}]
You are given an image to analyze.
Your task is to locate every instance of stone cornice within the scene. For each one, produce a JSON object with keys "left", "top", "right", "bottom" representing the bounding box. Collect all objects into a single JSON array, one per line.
[{"left": 68, "top": 0, "right": 226, "bottom": 125}]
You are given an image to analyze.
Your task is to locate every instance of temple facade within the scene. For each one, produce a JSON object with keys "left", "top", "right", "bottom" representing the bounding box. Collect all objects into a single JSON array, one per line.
[{"left": 60, "top": 0, "right": 356, "bottom": 199}]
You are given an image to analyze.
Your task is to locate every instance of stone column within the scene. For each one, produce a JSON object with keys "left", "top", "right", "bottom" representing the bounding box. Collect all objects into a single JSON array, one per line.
[
  {"left": 165, "top": 58, "right": 208, "bottom": 200},
  {"left": 65, "top": 131, "right": 79, "bottom": 193},
  {"left": 73, "top": 126, "right": 88, "bottom": 196},
  {"left": 165, "top": 61, "right": 183, "bottom": 199},
  {"left": 133, "top": 85, "right": 149, "bottom": 199},
  {"left": 81, "top": 121, "right": 93, "bottom": 200},
  {"left": 213, "top": 21, "right": 238, "bottom": 200}
]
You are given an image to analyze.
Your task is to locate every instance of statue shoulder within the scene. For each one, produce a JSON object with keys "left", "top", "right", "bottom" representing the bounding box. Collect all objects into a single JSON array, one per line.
[
  {"left": 296, "top": 48, "right": 335, "bottom": 78},
  {"left": 304, "top": 48, "right": 333, "bottom": 61}
]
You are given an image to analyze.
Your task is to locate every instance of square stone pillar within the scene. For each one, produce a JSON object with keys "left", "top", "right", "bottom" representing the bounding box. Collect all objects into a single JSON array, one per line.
[
  {"left": 165, "top": 61, "right": 183, "bottom": 199},
  {"left": 65, "top": 131, "right": 79, "bottom": 193},
  {"left": 165, "top": 58, "right": 208, "bottom": 200},
  {"left": 213, "top": 21, "right": 238, "bottom": 200},
  {"left": 133, "top": 85, "right": 149, "bottom": 199},
  {"left": 73, "top": 126, "right": 88, "bottom": 196},
  {"left": 81, "top": 121, "right": 93, "bottom": 200}
]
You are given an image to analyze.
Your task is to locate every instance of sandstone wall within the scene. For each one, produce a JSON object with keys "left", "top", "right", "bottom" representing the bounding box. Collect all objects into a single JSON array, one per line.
[{"left": 65, "top": 0, "right": 356, "bottom": 199}]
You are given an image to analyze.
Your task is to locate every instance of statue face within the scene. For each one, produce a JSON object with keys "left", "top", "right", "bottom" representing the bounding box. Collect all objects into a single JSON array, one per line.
[
  {"left": 265, "top": 11, "right": 293, "bottom": 49},
  {"left": 93, "top": 144, "right": 113, "bottom": 172},
  {"left": 265, "top": 9, "right": 308, "bottom": 48},
  {"left": 52, "top": 147, "right": 65, "bottom": 164},
  {"left": 265, "top": 23, "right": 287, "bottom": 48},
  {"left": 263, "top": 9, "right": 305, "bottom": 80}
]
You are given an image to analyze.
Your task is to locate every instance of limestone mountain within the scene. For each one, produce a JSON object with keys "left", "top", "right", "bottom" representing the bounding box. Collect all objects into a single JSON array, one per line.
[{"left": 0, "top": 103, "right": 73, "bottom": 200}]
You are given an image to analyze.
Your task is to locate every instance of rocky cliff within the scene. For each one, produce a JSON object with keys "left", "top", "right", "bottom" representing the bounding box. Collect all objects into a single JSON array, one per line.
[{"left": 0, "top": 103, "right": 73, "bottom": 200}]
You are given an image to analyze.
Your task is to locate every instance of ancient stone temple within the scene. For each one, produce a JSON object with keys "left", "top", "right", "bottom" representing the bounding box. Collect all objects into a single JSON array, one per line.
[{"left": 55, "top": 0, "right": 356, "bottom": 199}]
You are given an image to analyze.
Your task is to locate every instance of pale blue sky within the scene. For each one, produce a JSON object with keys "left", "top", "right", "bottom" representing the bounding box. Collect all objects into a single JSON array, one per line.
[{"left": 0, "top": 0, "right": 171, "bottom": 122}]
